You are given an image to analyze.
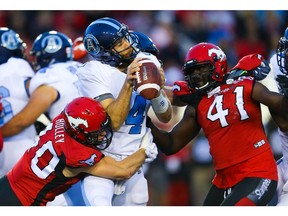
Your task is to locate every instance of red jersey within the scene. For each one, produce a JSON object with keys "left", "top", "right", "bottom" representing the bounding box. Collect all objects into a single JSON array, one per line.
[
  {"left": 197, "top": 76, "right": 277, "bottom": 188},
  {"left": 7, "top": 113, "right": 104, "bottom": 206}
]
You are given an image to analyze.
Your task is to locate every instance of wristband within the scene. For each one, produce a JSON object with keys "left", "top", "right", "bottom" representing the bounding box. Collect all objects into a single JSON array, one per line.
[{"left": 151, "top": 92, "right": 169, "bottom": 114}]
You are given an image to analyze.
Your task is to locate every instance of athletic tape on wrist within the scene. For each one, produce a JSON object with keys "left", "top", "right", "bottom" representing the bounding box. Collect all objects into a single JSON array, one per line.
[{"left": 151, "top": 92, "right": 169, "bottom": 114}]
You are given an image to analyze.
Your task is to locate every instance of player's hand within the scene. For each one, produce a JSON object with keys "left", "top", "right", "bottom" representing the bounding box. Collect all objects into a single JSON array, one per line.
[
  {"left": 230, "top": 54, "right": 270, "bottom": 81},
  {"left": 140, "top": 131, "right": 158, "bottom": 163},
  {"left": 127, "top": 58, "right": 143, "bottom": 86},
  {"left": 252, "top": 59, "right": 270, "bottom": 81},
  {"left": 172, "top": 80, "right": 191, "bottom": 96},
  {"left": 276, "top": 74, "right": 288, "bottom": 97}
]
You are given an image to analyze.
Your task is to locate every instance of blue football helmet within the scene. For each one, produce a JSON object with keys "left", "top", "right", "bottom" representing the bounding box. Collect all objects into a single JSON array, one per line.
[
  {"left": 83, "top": 17, "right": 139, "bottom": 68},
  {"left": 30, "top": 30, "right": 73, "bottom": 71},
  {"left": 0, "top": 27, "right": 26, "bottom": 64},
  {"left": 277, "top": 27, "right": 288, "bottom": 75},
  {"left": 130, "top": 31, "right": 159, "bottom": 56}
]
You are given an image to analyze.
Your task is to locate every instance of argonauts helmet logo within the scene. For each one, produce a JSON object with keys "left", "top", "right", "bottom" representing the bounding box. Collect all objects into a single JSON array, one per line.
[
  {"left": 41, "top": 35, "right": 63, "bottom": 53},
  {"left": 83, "top": 34, "right": 100, "bottom": 55},
  {"left": 1, "top": 30, "right": 19, "bottom": 50}
]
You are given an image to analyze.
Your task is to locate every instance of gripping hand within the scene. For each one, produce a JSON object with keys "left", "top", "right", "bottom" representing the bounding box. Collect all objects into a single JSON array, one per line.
[
  {"left": 140, "top": 131, "right": 158, "bottom": 163},
  {"left": 230, "top": 54, "right": 270, "bottom": 81}
]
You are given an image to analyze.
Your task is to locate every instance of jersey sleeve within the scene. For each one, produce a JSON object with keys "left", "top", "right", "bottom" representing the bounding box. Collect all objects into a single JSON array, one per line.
[{"left": 76, "top": 61, "right": 115, "bottom": 99}]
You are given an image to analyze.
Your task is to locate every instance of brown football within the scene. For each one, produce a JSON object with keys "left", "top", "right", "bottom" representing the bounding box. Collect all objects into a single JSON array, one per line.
[{"left": 134, "top": 59, "right": 162, "bottom": 100}]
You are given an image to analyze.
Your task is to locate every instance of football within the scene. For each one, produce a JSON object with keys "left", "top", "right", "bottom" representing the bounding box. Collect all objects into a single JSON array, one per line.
[{"left": 134, "top": 59, "right": 162, "bottom": 100}]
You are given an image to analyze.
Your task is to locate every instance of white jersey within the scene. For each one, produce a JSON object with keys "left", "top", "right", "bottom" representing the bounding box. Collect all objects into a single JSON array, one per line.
[
  {"left": 270, "top": 54, "right": 282, "bottom": 93},
  {"left": 77, "top": 52, "right": 160, "bottom": 157},
  {"left": 29, "top": 61, "right": 82, "bottom": 120},
  {"left": 0, "top": 57, "right": 36, "bottom": 141},
  {"left": 0, "top": 57, "right": 36, "bottom": 176}
]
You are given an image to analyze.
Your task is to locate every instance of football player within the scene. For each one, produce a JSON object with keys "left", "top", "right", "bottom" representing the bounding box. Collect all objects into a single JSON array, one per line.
[
  {"left": 0, "top": 30, "right": 83, "bottom": 205},
  {"left": 0, "top": 27, "right": 36, "bottom": 177},
  {"left": 147, "top": 42, "right": 288, "bottom": 206},
  {"left": 269, "top": 27, "right": 288, "bottom": 206},
  {"left": 0, "top": 97, "right": 154, "bottom": 206},
  {"left": 76, "top": 17, "right": 172, "bottom": 206}
]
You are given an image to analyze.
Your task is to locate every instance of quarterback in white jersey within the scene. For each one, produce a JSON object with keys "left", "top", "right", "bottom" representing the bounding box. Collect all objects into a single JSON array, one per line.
[
  {"left": 0, "top": 28, "right": 37, "bottom": 177},
  {"left": 77, "top": 17, "right": 172, "bottom": 206},
  {"left": 269, "top": 28, "right": 288, "bottom": 205}
]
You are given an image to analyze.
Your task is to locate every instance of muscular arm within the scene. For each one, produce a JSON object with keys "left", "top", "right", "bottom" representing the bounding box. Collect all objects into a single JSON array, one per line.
[
  {"left": 99, "top": 58, "right": 143, "bottom": 131},
  {"left": 149, "top": 105, "right": 201, "bottom": 155},
  {"left": 63, "top": 148, "right": 146, "bottom": 180},
  {"left": 252, "top": 81, "right": 288, "bottom": 130},
  {"left": 1, "top": 85, "right": 58, "bottom": 137},
  {"left": 100, "top": 81, "right": 133, "bottom": 131}
]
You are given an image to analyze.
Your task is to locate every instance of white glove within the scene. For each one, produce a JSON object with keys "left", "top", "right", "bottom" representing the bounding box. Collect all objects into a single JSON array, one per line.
[{"left": 140, "top": 131, "right": 158, "bottom": 163}]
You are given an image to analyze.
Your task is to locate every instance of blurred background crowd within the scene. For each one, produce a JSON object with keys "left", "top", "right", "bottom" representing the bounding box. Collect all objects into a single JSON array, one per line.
[{"left": 1, "top": 10, "right": 288, "bottom": 205}]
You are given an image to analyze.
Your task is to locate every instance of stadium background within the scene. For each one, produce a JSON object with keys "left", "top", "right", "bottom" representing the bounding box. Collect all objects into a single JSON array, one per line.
[{"left": 2, "top": 10, "right": 287, "bottom": 205}]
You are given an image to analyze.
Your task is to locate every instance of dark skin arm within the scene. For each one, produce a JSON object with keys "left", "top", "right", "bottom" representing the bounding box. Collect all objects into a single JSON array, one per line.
[
  {"left": 252, "top": 81, "right": 288, "bottom": 131},
  {"left": 148, "top": 105, "right": 201, "bottom": 155}
]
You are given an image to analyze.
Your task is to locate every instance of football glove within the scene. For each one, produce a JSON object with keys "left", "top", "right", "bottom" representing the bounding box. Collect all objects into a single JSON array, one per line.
[
  {"left": 140, "top": 131, "right": 158, "bottom": 163},
  {"left": 172, "top": 80, "right": 202, "bottom": 107},
  {"left": 276, "top": 74, "right": 288, "bottom": 97},
  {"left": 230, "top": 54, "right": 270, "bottom": 81}
]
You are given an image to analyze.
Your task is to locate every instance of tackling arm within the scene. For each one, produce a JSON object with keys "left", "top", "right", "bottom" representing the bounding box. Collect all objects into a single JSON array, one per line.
[{"left": 63, "top": 148, "right": 147, "bottom": 180}]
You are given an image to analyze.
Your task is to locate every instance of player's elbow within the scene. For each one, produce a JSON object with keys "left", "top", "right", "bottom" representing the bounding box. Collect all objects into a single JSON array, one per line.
[{"left": 114, "top": 169, "right": 135, "bottom": 180}]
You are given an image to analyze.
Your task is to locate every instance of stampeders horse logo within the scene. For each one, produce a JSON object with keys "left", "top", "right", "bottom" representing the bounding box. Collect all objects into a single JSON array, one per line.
[
  {"left": 65, "top": 111, "right": 88, "bottom": 129},
  {"left": 208, "top": 47, "right": 226, "bottom": 62},
  {"left": 79, "top": 154, "right": 97, "bottom": 166}
]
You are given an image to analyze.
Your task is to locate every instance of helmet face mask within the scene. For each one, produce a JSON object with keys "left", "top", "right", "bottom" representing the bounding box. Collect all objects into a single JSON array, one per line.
[
  {"left": 0, "top": 27, "right": 26, "bottom": 64},
  {"left": 277, "top": 28, "right": 288, "bottom": 75},
  {"left": 83, "top": 17, "right": 139, "bottom": 68},
  {"left": 183, "top": 42, "right": 227, "bottom": 95},
  {"left": 63, "top": 97, "right": 113, "bottom": 150},
  {"left": 30, "top": 31, "right": 73, "bottom": 71}
]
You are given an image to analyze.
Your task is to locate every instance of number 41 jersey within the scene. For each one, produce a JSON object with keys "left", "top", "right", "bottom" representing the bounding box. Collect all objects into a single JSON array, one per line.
[{"left": 197, "top": 77, "right": 271, "bottom": 170}]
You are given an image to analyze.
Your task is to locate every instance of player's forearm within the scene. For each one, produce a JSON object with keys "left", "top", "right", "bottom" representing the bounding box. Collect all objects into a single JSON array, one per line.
[
  {"left": 106, "top": 82, "right": 133, "bottom": 130},
  {"left": 1, "top": 116, "right": 30, "bottom": 137},
  {"left": 117, "top": 148, "right": 146, "bottom": 170},
  {"left": 152, "top": 90, "right": 173, "bottom": 123}
]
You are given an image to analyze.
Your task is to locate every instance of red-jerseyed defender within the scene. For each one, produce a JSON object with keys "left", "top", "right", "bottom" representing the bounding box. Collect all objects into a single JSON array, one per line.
[{"left": 152, "top": 42, "right": 288, "bottom": 206}]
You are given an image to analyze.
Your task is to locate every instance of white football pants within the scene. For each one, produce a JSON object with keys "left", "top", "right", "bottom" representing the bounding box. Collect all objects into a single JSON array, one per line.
[{"left": 81, "top": 167, "right": 148, "bottom": 206}]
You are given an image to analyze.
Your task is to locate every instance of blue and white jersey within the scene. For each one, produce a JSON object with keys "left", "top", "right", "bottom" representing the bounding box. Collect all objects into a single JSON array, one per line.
[
  {"left": 0, "top": 57, "right": 36, "bottom": 141},
  {"left": 29, "top": 61, "right": 82, "bottom": 119},
  {"left": 76, "top": 52, "right": 160, "bottom": 157}
]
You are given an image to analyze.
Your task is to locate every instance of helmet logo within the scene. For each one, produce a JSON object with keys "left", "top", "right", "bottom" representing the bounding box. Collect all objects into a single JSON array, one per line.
[
  {"left": 208, "top": 48, "right": 225, "bottom": 62},
  {"left": 65, "top": 111, "right": 88, "bottom": 129},
  {"left": 1, "top": 30, "right": 19, "bottom": 50},
  {"left": 84, "top": 34, "right": 100, "bottom": 54},
  {"left": 41, "top": 35, "right": 63, "bottom": 53}
]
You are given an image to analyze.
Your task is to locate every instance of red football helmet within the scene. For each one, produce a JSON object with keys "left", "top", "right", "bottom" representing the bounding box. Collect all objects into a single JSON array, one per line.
[
  {"left": 183, "top": 42, "right": 227, "bottom": 94},
  {"left": 73, "top": 36, "right": 88, "bottom": 60},
  {"left": 63, "top": 97, "right": 113, "bottom": 150}
]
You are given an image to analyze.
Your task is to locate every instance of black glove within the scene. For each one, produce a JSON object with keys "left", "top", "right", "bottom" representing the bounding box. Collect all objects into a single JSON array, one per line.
[
  {"left": 252, "top": 59, "right": 271, "bottom": 81},
  {"left": 276, "top": 74, "right": 288, "bottom": 97}
]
